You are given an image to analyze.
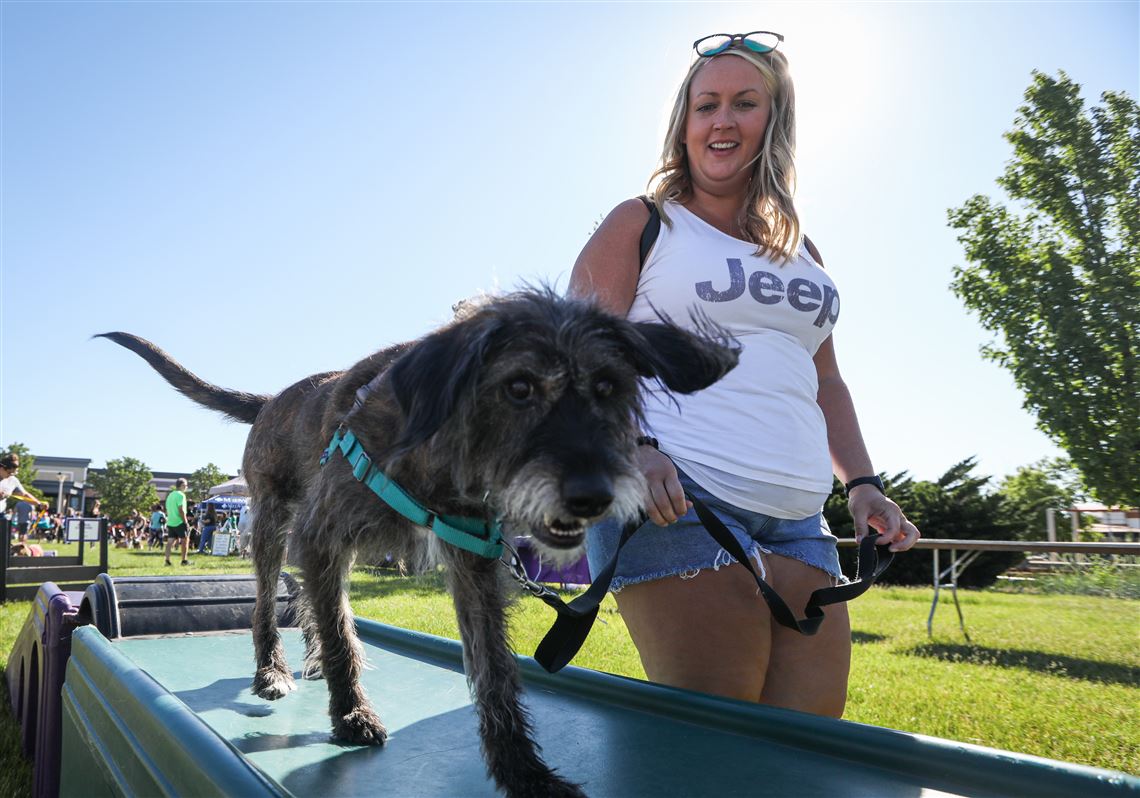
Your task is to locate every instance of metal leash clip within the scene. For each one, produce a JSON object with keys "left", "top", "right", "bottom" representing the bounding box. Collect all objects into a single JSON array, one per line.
[{"left": 499, "top": 538, "right": 559, "bottom": 600}]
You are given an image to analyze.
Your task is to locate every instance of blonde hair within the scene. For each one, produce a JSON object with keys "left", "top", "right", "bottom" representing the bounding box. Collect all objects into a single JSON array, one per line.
[{"left": 649, "top": 48, "right": 800, "bottom": 263}]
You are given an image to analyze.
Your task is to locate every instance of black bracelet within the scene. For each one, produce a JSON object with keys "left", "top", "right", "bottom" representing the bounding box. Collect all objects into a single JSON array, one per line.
[
  {"left": 636, "top": 435, "right": 659, "bottom": 449},
  {"left": 844, "top": 475, "right": 885, "bottom": 496}
]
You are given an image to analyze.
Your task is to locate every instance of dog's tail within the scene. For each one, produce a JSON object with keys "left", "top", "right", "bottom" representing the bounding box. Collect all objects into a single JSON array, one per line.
[{"left": 96, "top": 332, "right": 268, "bottom": 425}]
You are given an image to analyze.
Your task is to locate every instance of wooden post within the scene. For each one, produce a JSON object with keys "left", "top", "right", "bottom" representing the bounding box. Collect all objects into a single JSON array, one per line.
[
  {"left": 99, "top": 517, "right": 109, "bottom": 576},
  {"left": 1, "top": 515, "right": 8, "bottom": 602},
  {"left": 1046, "top": 508, "right": 1058, "bottom": 561},
  {"left": 1071, "top": 510, "right": 1082, "bottom": 564}
]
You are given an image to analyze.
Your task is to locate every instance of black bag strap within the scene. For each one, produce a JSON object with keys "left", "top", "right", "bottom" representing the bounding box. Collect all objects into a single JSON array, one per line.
[
  {"left": 531, "top": 490, "right": 893, "bottom": 672},
  {"left": 637, "top": 195, "right": 661, "bottom": 271}
]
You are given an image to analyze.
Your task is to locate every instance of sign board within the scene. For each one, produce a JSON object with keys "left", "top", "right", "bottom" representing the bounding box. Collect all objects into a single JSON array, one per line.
[
  {"left": 64, "top": 518, "right": 102, "bottom": 543},
  {"left": 212, "top": 531, "right": 234, "bottom": 557}
]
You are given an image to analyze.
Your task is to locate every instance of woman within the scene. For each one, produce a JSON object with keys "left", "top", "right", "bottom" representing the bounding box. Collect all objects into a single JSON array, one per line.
[
  {"left": 569, "top": 32, "right": 920, "bottom": 717},
  {"left": 0, "top": 454, "right": 47, "bottom": 534}
]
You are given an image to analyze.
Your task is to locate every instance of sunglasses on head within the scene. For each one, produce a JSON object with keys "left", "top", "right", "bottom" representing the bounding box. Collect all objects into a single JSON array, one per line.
[{"left": 693, "top": 31, "right": 784, "bottom": 57}]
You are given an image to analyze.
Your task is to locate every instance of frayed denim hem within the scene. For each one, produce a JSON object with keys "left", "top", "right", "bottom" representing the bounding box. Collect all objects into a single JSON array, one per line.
[{"left": 609, "top": 541, "right": 769, "bottom": 593}]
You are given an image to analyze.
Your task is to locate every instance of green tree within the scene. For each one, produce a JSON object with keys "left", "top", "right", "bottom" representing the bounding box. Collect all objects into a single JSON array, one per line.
[
  {"left": 948, "top": 71, "right": 1139, "bottom": 507},
  {"left": 825, "top": 458, "right": 1022, "bottom": 588},
  {"left": 89, "top": 457, "right": 159, "bottom": 522},
  {"left": 998, "top": 457, "right": 1083, "bottom": 540},
  {"left": 2, "top": 442, "right": 46, "bottom": 503},
  {"left": 188, "top": 463, "right": 229, "bottom": 503}
]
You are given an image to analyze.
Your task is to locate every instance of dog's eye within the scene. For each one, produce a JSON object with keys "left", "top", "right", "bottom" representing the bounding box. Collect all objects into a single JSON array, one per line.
[
  {"left": 505, "top": 378, "right": 535, "bottom": 404},
  {"left": 594, "top": 379, "right": 614, "bottom": 399}
]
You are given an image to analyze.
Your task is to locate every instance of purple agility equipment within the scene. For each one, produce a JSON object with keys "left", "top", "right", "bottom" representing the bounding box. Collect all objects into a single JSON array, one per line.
[
  {"left": 6, "top": 574, "right": 296, "bottom": 798},
  {"left": 513, "top": 536, "right": 591, "bottom": 586},
  {"left": 5, "top": 582, "right": 85, "bottom": 798}
]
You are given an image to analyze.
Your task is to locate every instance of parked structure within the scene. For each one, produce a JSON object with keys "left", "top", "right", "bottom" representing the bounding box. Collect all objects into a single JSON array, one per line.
[{"left": 28, "top": 456, "right": 199, "bottom": 515}]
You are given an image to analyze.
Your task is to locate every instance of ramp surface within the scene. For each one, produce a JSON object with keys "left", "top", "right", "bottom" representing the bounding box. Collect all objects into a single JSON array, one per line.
[{"left": 61, "top": 620, "right": 1138, "bottom": 797}]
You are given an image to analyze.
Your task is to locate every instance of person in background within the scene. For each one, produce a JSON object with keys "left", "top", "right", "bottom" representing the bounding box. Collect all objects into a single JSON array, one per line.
[
  {"left": 11, "top": 541, "right": 45, "bottom": 557},
  {"left": 237, "top": 503, "right": 253, "bottom": 557},
  {"left": 126, "top": 508, "right": 146, "bottom": 547},
  {"left": 569, "top": 32, "right": 919, "bottom": 716},
  {"left": 187, "top": 507, "right": 200, "bottom": 549},
  {"left": 34, "top": 507, "right": 53, "bottom": 539},
  {"left": 215, "top": 510, "right": 239, "bottom": 556},
  {"left": 14, "top": 500, "right": 35, "bottom": 542},
  {"left": 149, "top": 502, "right": 166, "bottom": 549},
  {"left": 164, "top": 479, "right": 192, "bottom": 566},
  {"left": 0, "top": 453, "right": 47, "bottom": 541},
  {"left": 198, "top": 507, "right": 218, "bottom": 555},
  {"left": 221, "top": 510, "right": 239, "bottom": 533}
]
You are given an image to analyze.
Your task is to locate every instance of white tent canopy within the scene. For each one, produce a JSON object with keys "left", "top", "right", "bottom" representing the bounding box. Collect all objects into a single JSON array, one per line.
[{"left": 208, "top": 475, "right": 249, "bottom": 497}]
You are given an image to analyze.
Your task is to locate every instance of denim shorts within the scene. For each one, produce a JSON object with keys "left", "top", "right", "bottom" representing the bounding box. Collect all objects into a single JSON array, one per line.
[{"left": 585, "top": 468, "right": 843, "bottom": 591}]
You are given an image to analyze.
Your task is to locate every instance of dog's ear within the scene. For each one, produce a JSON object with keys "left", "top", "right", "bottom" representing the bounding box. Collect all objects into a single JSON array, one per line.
[
  {"left": 386, "top": 316, "right": 498, "bottom": 453},
  {"left": 612, "top": 315, "right": 741, "bottom": 394}
]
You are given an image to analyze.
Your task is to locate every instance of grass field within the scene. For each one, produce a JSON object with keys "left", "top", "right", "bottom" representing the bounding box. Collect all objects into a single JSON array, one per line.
[{"left": 1, "top": 545, "right": 1137, "bottom": 797}]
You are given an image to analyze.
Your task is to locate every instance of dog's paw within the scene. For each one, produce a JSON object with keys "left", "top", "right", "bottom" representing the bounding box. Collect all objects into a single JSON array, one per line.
[
  {"left": 252, "top": 668, "right": 296, "bottom": 700},
  {"left": 333, "top": 706, "right": 388, "bottom": 746},
  {"left": 301, "top": 659, "right": 324, "bottom": 680}
]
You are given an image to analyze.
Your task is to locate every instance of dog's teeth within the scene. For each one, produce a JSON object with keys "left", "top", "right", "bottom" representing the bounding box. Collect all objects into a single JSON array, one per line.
[{"left": 547, "top": 525, "right": 583, "bottom": 538}]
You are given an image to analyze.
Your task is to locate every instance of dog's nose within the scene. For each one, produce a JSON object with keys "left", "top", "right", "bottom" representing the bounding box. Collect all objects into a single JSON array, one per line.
[{"left": 562, "top": 474, "right": 614, "bottom": 519}]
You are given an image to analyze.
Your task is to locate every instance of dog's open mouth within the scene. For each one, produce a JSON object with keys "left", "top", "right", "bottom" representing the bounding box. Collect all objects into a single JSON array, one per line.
[{"left": 535, "top": 516, "right": 587, "bottom": 549}]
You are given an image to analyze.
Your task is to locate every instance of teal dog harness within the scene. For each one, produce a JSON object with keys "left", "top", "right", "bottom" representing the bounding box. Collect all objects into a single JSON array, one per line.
[{"left": 321, "top": 427, "right": 504, "bottom": 559}]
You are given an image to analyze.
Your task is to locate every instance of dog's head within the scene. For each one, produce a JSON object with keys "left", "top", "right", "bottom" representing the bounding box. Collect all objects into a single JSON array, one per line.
[{"left": 383, "top": 288, "right": 739, "bottom": 560}]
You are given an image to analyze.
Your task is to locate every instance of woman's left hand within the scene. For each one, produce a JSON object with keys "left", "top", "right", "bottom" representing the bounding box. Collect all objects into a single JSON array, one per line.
[{"left": 848, "top": 485, "right": 920, "bottom": 552}]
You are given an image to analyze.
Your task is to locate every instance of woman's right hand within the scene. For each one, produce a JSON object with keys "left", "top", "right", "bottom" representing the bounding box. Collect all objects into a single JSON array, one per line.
[{"left": 638, "top": 446, "right": 692, "bottom": 526}]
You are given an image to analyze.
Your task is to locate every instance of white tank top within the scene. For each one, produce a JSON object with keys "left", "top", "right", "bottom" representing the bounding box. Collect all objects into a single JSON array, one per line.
[{"left": 629, "top": 202, "right": 839, "bottom": 517}]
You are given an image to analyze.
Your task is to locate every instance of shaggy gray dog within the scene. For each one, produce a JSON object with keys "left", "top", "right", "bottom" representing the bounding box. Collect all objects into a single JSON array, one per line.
[{"left": 99, "top": 289, "right": 738, "bottom": 797}]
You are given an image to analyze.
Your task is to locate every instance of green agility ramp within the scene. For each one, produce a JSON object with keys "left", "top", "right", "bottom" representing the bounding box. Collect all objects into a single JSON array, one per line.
[{"left": 59, "top": 620, "right": 1137, "bottom": 797}]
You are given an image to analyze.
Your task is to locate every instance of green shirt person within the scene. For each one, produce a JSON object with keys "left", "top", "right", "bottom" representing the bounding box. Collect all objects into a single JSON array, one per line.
[{"left": 164, "top": 478, "right": 192, "bottom": 566}]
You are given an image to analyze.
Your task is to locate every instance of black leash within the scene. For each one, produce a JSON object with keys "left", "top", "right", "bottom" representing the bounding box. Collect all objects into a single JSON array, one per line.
[
  {"left": 527, "top": 492, "right": 893, "bottom": 673},
  {"left": 688, "top": 494, "right": 893, "bottom": 635}
]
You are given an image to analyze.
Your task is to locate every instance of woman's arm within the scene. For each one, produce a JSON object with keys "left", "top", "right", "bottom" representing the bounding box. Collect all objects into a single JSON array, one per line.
[
  {"left": 815, "top": 335, "right": 920, "bottom": 552},
  {"left": 814, "top": 336, "right": 874, "bottom": 484},
  {"left": 1, "top": 481, "right": 46, "bottom": 507},
  {"left": 567, "top": 198, "right": 650, "bottom": 314}
]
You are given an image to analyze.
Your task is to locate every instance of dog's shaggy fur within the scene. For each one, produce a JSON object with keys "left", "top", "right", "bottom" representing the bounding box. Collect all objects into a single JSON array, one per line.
[{"left": 99, "top": 289, "right": 738, "bottom": 797}]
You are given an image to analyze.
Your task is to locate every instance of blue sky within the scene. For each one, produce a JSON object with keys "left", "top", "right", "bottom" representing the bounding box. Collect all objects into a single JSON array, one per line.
[{"left": 2, "top": 2, "right": 1137, "bottom": 488}]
